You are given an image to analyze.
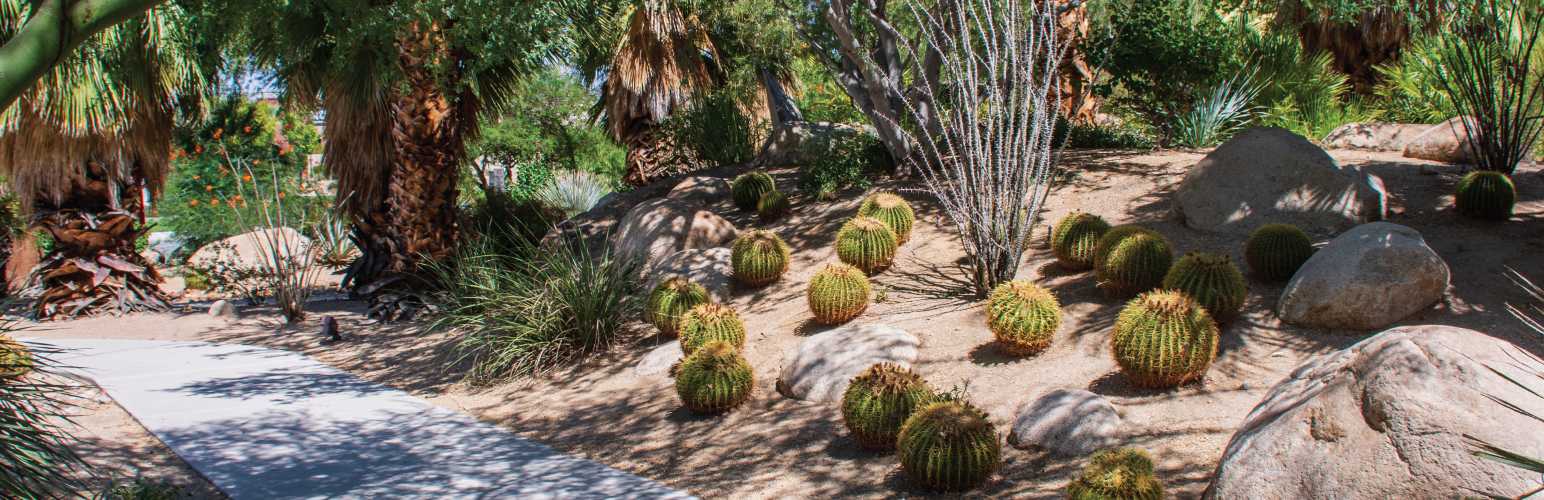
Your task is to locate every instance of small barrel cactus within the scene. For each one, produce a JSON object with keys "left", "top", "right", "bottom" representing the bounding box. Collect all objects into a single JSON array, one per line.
[
  {"left": 986, "top": 280, "right": 1062, "bottom": 356},
  {"left": 1111, "top": 290, "right": 1219, "bottom": 389},
  {"left": 675, "top": 341, "right": 755, "bottom": 414},
  {"left": 1050, "top": 212, "right": 1112, "bottom": 270},
  {"left": 732, "top": 230, "right": 790, "bottom": 287},
  {"left": 897, "top": 399, "right": 1001, "bottom": 491},
  {"left": 1067, "top": 448, "right": 1165, "bottom": 500},
  {"left": 836, "top": 216, "right": 899, "bottom": 275},
  {"left": 757, "top": 190, "right": 791, "bottom": 222},
  {"left": 1094, "top": 227, "right": 1174, "bottom": 298},
  {"left": 1455, "top": 170, "right": 1516, "bottom": 220},
  {"left": 1163, "top": 252, "right": 1247, "bottom": 322},
  {"left": 857, "top": 192, "right": 916, "bottom": 243},
  {"left": 679, "top": 303, "right": 747, "bottom": 355},
  {"left": 1244, "top": 224, "right": 1314, "bottom": 281},
  {"left": 732, "top": 171, "right": 777, "bottom": 211},
  {"left": 0, "top": 334, "right": 33, "bottom": 379},
  {"left": 808, "top": 263, "right": 871, "bottom": 324},
  {"left": 841, "top": 363, "right": 935, "bottom": 451},
  {"left": 646, "top": 277, "right": 710, "bottom": 337}
]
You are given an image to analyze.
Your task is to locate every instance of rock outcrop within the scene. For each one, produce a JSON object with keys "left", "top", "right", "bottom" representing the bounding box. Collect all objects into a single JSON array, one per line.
[{"left": 1278, "top": 222, "right": 1448, "bottom": 330}]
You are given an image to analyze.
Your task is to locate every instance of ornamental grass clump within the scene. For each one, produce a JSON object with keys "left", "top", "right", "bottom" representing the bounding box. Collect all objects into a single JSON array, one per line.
[
  {"left": 1243, "top": 224, "right": 1314, "bottom": 281},
  {"left": 841, "top": 363, "right": 935, "bottom": 451},
  {"left": 1050, "top": 212, "right": 1111, "bottom": 270},
  {"left": 678, "top": 303, "right": 747, "bottom": 355},
  {"left": 808, "top": 263, "right": 871, "bottom": 324},
  {"left": 731, "top": 230, "right": 790, "bottom": 287},
  {"left": 675, "top": 341, "right": 754, "bottom": 415},
  {"left": 1455, "top": 170, "right": 1516, "bottom": 220},
  {"left": 646, "top": 277, "right": 711, "bottom": 337},
  {"left": 836, "top": 216, "right": 898, "bottom": 275},
  {"left": 732, "top": 171, "right": 776, "bottom": 211},
  {"left": 857, "top": 192, "right": 916, "bottom": 243},
  {"left": 1111, "top": 290, "right": 1220, "bottom": 389},
  {"left": 897, "top": 398, "right": 1001, "bottom": 491},
  {"left": 1163, "top": 252, "right": 1247, "bottom": 322},
  {"left": 986, "top": 280, "right": 1062, "bottom": 356},
  {"left": 1094, "top": 226, "right": 1173, "bottom": 298},
  {"left": 1066, "top": 447, "right": 1165, "bottom": 500}
]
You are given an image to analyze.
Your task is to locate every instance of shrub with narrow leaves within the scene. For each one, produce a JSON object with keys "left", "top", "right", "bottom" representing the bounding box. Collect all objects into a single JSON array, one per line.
[
  {"left": 678, "top": 303, "right": 747, "bottom": 355},
  {"left": 1111, "top": 290, "right": 1219, "bottom": 388},
  {"left": 0, "top": 334, "right": 32, "bottom": 379},
  {"left": 1163, "top": 252, "right": 1246, "bottom": 321},
  {"left": 986, "top": 281, "right": 1062, "bottom": 356},
  {"left": 1244, "top": 224, "right": 1313, "bottom": 281},
  {"left": 857, "top": 192, "right": 916, "bottom": 243},
  {"left": 836, "top": 216, "right": 898, "bottom": 274},
  {"left": 1095, "top": 227, "right": 1173, "bottom": 297},
  {"left": 808, "top": 263, "right": 871, "bottom": 324},
  {"left": 1455, "top": 170, "right": 1516, "bottom": 220},
  {"left": 897, "top": 399, "right": 1001, "bottom": 491},
  {"left": 675, "top": 341, "right": 754, "bottom": 414},
  {"left": 646, "top": 277, "right": 710, "bottom": 337},
  {"left": 841, "top": 363, "right": 935, "bottom": 451},
  {"left": 757, "top": 190, "right": 791, "bottom": 222},
  {"left": 732, "top": 171, "right": 776, "bottom": 211},
  {"left": 1067, "top": 448, "right": 1165, "bottom": 500},
  {"left": 732, "top": 230, "right": 789, "bottom": 287},
  {"left": 1051, "top": 212, "right": 1112, "bottom": 270}
]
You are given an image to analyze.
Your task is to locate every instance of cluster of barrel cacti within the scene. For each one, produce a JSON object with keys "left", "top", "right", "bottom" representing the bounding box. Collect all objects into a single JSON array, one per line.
[
  {"left": 836, "top": 216, "right": 898, "bottom": 274},
  {"left": 1163, "top": 252, "right": 1247, "bottom": 322},
  {"left": 732, "top": 171, "right": 777, "bottom": 211},
  {"left": 1094, "top": 225, "right": 1174, "bottom": 298},
  {"left": 840, "top": 363, "right": 935, "bottom": 450},
  {"left": 1110, "top": 290, "right": 1219, "bottom": 388},
  {"left": 1051, "top": 212, "right": 1112, "bottom": 270},
  {"left": 732, "top": 230, "right": 790, "bottom": 287},
  {"left": 896, "top": 398, "right": 1002, "bottom": 491},
  {"left": 807, "top": 263, "right": 871, "bottom": 324},
  {"left": 985, "top": 280, "right": 1062, "bottom": 356},
  {"left": 0, "top": 334, "right": 32, "bottom": 379},
  {"left": 675, "top": 341, "right": 755, "bottom": 414},
  {"left": 757, "top": 190, "right": 790, "bottom": 222},
  {"left": 858, "top": 192, "right": 915, "bottom": 243},
  {"left": 646, "top": 277, "right": 710, "bottom": 337},
  {"left": 1244, "top": 223, "right": 1313, "bottom": 281},
  {"left": 679, "top": 303, "right": 748, "bottom": 355},
  {"left": 1455, "top": 170, "right": 1516, "bottom": 221},
  {"left": 1066, "top": 448, "right": 1165, "bottom": 500}
]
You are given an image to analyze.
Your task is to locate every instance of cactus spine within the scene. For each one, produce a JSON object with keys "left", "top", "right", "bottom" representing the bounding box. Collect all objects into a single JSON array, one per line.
[
  {"left": 1243, "top": 224, "right": 1314, "bottom": 281},
  {"left": 897, "top": 399, "right": 1002, "bottom": 491},
  {"left": 675, "top": 341, "right": 754, "bottom": 414},
  {"left": 1162, "top": 252, "right": 1247, "bottom": 322},
  {"left": 857, "top": 192, "right": 916, "bottom": 243},
  {"left": 757, "top": 190, "right": 791, "bottom": 222},
  {"left": 1066, "top": 448, "right": 1165, "bottom": 500},
  {"left": 732, "top": 171, "right": 776, "bottom": 211},
  {"left": 1094, "top": 227, "right": 1174, "bottom": 298},
  {"left": 732, "top": 230, "right": 790, "bottom": 287},
  {"left": 1051, "top": 212, "right": 1112, "bottom": 270},
  {"left": 836, "top": 216, "right": 898, "bottom": 275},
  {"left": 678, "top": 303, "right": 747, "bottom": 355},
  {"left": 807, "top": 263, "right": 871, "bottom": 324},
  {"left": 841, "top": 363, "right": 935, "bottom": 451},
  {"left": 0, "top": 334, "right": 32, "bottom": 379},
  {"left": 1111, "top": 290, "right": 1219, "bottom": 389},
  {"left": 1455, "top": 170, "right": 1516, "bottom": 220},
  {"left": 646, "top": 277, "right": 710, "bottom": 337},
  {"left": 986, "top": 280, "right": 1062, "bottom": 356}
]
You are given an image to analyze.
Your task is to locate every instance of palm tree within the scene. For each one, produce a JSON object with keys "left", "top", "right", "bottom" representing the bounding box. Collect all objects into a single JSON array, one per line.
[
  {"left": 0, "top": 1, "right": 204, "bottom": 318},
  {"left": 1275, "top": 0, "right": 1443, "bottom": 92}
]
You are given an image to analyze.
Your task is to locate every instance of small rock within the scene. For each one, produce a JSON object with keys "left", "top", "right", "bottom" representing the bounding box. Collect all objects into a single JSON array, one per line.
[
  {"left": 645, "top": 248, "right": 733, "bottom": 302},
  {"left": 1278, "top": 222, "right": 1449, "bottom": 330},
  {"left": 320, "top": 316, "right": 342, "bottom": 343},
  {"left": 776, "top": 323, "right": 920, "bottom": 402},
  {"left": 208, "top": 299, "right": 237, "bottom": 319},
  {"left": 1403, "top": 117, "right": 1478, "bottom": 164},
  {"left": 1007, "top": 389, "right": 1122, "bottom": 456},
  {"left": 635, "top": 341, "right": 684, "bottom": 377}
]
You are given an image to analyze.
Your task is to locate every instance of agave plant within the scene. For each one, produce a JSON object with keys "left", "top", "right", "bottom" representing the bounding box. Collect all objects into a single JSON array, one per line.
[
  {"left": 534, "top": 170, "right": 614, "bottom": 219},
  {"left": 1172, "top": 72, "right": 1262, "bottom": 149},
  {"left": 314, "top": 209, "right": 358, "bottom": 269}
]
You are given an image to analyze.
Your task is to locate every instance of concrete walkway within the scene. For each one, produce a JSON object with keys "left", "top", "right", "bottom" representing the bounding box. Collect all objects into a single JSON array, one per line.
[{"left": 35, "top": 338, "right": 691, "bottom": 500}]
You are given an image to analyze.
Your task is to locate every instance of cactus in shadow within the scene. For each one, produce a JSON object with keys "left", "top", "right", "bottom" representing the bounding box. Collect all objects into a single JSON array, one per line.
[
  {"left": 986, "top": 280, "right": 1062, "bottom": 356},
  {"left": 0, "top": 334, "right": 33, "bottom": 379},
  {"left": 1051, "top": 212, "right": 1112, "bottom": 270},
  {"left": 732, "top": 230, "right": 790, "bottom": 287},
  {"left": 1066, "top": 447, "right": 1165, "bottom": 500},
  {"left": 1111, "top": 290, "right": 1219, "bottom": 389},
  {"left": 837, "top": 216, "right": 899, "bottom": 275},
  {"left": 807, "top": 263, "right": 871, "bottom": 324},
  {"left": 842, "top": 363, "right": 936, "bottom": 451},
  {"left": 675, "top": 341, "right": 754, "bottom": 414},
  {"left": 1163, "top": 252, "right": 1246, "bottom": 322},
  {"left": 732, "top": 171, "right": 777, "bottom": 211},
  {"left": 1243, "top": 224, "right": 1314, "bottom": 282},
  {"left": 1094, "top": 227, "right": 1174, "bottom": 298},
  {"left": 679, "top": 303, "right": 747, "bottom": 355},
  {"left": 897, "top": 398, "right": 1002, "bottom": 491},
  {"left": 858, "top": 192, "right": 916, "bottom": 243},
  {"left": 1456, "top": 170, "right": 1516, "bottom": 221},
  {"left": 757, "top": 190, "right": 791, "bottom": 222},
  {"left": 646, "top": 277, "right": 710, "bottom": 337}
]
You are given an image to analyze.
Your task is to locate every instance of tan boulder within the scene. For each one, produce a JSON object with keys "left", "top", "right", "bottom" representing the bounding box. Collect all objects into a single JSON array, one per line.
[
  {"left": 1403, "top": 117, "right": 1478, "bottom": 164},
  {"left": 1277, "top": 222, "right": 1448, "bottom": 331},
  {"left": 188, "top": 228, "right": 312, "bottom": 271},
  {"left": 1323, "top": 122, "right": 1431, "bottom": 152},
  {"left": 611, "top": 198, "right": 737, "bottom": 268}
]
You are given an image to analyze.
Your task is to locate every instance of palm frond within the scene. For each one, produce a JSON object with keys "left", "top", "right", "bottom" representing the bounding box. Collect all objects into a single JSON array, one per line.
[{"left": 601, "top": 1, "right": 722, "bottom": 143}]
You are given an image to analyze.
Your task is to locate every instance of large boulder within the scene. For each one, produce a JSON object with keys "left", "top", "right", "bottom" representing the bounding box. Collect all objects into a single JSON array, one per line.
[
  {"left": 666, "top": 176, "right": 731, "bottom": 207},
  {"left": 776, "top": 323, "right": 920, "bottom": 403},
  {"left": 611, "top": 198, "right": 737, "bottom": 268},
  {"left": 1007, "top": 389, "right": 1122, "bottom": 456},
  {"left": 645, "top": 247, "right": 733, "bottom": 302},
  {"left": 1278, "top": 222, "right": 1448, "bottom": 330},
  {"left": 1206, "top": 325, "right": 1544, "bottom": 499},
  {"left": 758, "top": 121, "right": 874, "bottom": 167},
  {"left": 1404, "top": 117, "right": 1477, "bottom": 164},
  {"left": 1175, "top": 127, "right": 1387, "bottom": 235},
  {"left": 1323, "top": 122, "right": 1432, "bottom": 152},
  {"left": 188, "top": 228, "right": 311, "bottom": 271}
]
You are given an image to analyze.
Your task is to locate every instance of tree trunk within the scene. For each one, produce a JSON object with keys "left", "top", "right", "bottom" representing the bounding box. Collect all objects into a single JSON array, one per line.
[
  {"left": 1057, "top": 1, "right": 1100, "bottom": 124},
  {"left": 382, "top": 21, "right": 465, "bottom": 274}
]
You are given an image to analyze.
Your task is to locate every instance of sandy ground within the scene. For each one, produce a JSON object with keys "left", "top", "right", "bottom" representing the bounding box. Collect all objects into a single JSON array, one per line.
[{"left": 28, "top": 149, "right": 1544, "bottom": 499}]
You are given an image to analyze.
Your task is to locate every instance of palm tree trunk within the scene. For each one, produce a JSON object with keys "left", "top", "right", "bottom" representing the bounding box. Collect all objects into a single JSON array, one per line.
[
  {"left": 382, "top": 21, "right": 465, "bottom": 273},
  {"left": 28, "top": 160, "right": 166, "bottom": 319}
]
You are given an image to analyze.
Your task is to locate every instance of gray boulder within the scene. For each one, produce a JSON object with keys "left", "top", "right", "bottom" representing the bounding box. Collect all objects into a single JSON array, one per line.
[
  {"left": 1324, "top": 122, "right": 1431, "bottom": 152},
  {"left": 635, "top": 341, "right": 684, "bottom": 377},
  {"left": 1206, "top": 325, "right": 1544, "bottom": 499},
  {"left": 611, "top": 198, "right": 737, "bottom": 269},
  {"left": 1007, "top": 389, "right": 1122, "bottom": 456},
  {"left": 1278, "top": 222, "right": 1448, "bottom": 330},
  {"left": 758, "top": 121, "right": 874, "bottom": 167},
  {"left": 776, "top": 323, "right": 920, "bottom": 403},
  {"left": 1175, "top": 127, "right": 1387, "bottom": 235},
  {"left": 208, "top": 299, "right": 238, "bottom": 319},
  {"left": 667, "top": 176, "right": 732, "bottom": 207},
  {"left": 188, "top": 228, "right": 312, "bottom": 270},
  {"left": 645, "top": 247, "right": 733, "bottom": 302},
  {"left": 1404, "top": 117, "right": 1477, "bottom": 164}
]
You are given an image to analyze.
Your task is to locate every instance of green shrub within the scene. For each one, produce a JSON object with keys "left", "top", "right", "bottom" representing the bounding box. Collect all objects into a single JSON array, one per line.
[
  {"left": 1066, "top": 448, "right": 1165, "bottom": 500},
  {"left": 841, "top": 363, "right": 935, "bottom": 451},
  {"left": 1111, "top": 290, "right": 1219, "bottom": 389},
  {"left": 646, "top": 277, "right": 711, "bottom": 338},
  {"left": 675, "top": 340, "right": 754, "bottom": 415},
  {"left": 533, "top": 170, "right": 613, "bottom": 219},
  {"left": 836, "top": 216, "right": 898, "bottom": 275},
  {"left": 897, "top": 399, "right": 1001, "bottom": 491},
  {"left": 1163, "top": 252, "right": 1247, "bottom": 322},
  {"left": 1062, "top": 119, "right": 1156, "bottom": 149},
  {"left": 732, "top": 171, "right": 777, "bottom": 211},
  {"left": 757, "top": 190, "right": 790, "bottom": 222},
  {"left": 665, "top": 90, "right": 763, "bottom": 167},
  {"left": 1244, "top": 224, "right": 1314, "bottom": 281},
  {"left": 1094, "top": 227, "right": 1174, "bottom": 298},
  {"left": 808, "top": 263, "right": 871, "bottom": 324},
  {"left": 1456, "top": 171, "right": 1517, "bottom": 220},
  {"left": 731, "top": 230, "right": 790, "bottom": 287},
  {"left": 857, "top": 192, "right": 915, "bottom": 243},
  {"left": 986, "top": 281, "right": 1062, "bottom": 356},
  {"left": 798, "top": 132, "right": 892, "bottom": 198},
  {"left": 1051, "top": 212, "right": 1112, "bottom": 270},
  {"left": 678, "top": 303, "right": 747, "bottom": 355},
  {"left": 1373, "top": 36, "right": 1456, "bottom": 124}
]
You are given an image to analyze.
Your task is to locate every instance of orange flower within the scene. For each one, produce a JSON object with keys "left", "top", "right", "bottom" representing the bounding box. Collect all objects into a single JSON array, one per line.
[
  {"left": 252, "top": 159, "right": 261, "bottom": 166},
  {"left": 205, "top": 184, "right": 214, "bottom": 192},
  {"left": 212, "top": 128, "right": 223, "bottom": 140},
  {"left": 232, "top": 195, "right": 243, "bottom": 202},
  {"left": 242, "top": 126, "right": 253, "bottom": 134},
  {"left": 188, "top": 199, "right": 200, "bottom": 207},
  {"left": 242, "top": 174, "right": 253, "bottom": 182},
  {"left": 278, "top": 191, "right": 286, "bottom": 199},
  {"left": 193, "top": 145, "right": 203, "bottom": 154},
  {"left": 210, "top": 197, "right": 219, "bottom": 206},
  {"left": 192, "top": 175, "right": 201, "bottom": 181}
]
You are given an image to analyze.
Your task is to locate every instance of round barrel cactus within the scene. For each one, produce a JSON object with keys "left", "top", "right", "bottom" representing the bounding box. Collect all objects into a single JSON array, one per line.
[
  {"left": 857, "top": 192, "right": 916, "bottom": 243},
  {"left": 675, "top": 341, "right": 754, "bottom": 415},
  {"left": 841, "top": 363, "right": 935, "bottom": 451},
  {"left": 1067, "top": 448, "right": 1165, "bottom": 500},
  {"left": 1455, "top": 170, "right": 1516, "bottom": 220},
  {"left": 732, "top": 171, "right": 776, "bottom": 211},
  {"left": 732, "top": 230, "right": 790, "bottom": 287},
  {"left": 1243, "top": 224, "right": 1314, "bottom": 282},
  {"left": 757, "top": 190, "right": 791, "bottom": 222},
  {"left": 986, "top": 280, "right": 1062, "bottom": 356},
  {"left": 678, "top": 303, "right": 747, "bottom": 355},
  {"left": 1050, "top": 212, "right": 1112, "bottom": 270},
  {"left": 897, "top": 399, "right": 1001, "bottom": 491},
  {"left": 808, "top": 263, "right": 871, "bottom": 324},
  {"left": 1162, "top": 252, "right": 1246, "bottom": 322},
  {"left": 0, "top": 334, "right": 33, "bottom": 379},
  {"left": 646, "top": 277, "right": 710, "bottom": 337},
  {"left": 1111, "top": 290, "right": 1219, "bottom": 389},
  {"left": 836, "top": 216, "right": 899, "bottom": 275},
  {"left": 1094, "top": 227, "right": 1173, "bottom": 298}
]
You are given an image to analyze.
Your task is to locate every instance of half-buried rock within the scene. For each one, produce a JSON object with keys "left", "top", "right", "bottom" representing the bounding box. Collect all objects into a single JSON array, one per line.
[
  {"left": 1007, "top": 389, "right": 1121, "bottom": 456},
  {"left": 1278, "top": 222, "right": 1448, "bottom": 330},
  {"left": 612, "top": 198, "right": 737, "bottom": 269},
  {"left": 646, "top": 248, "right": 733, "bottom": 302},
  {"left": 777, "top": 323, "right": 920, "bottom": 402}
]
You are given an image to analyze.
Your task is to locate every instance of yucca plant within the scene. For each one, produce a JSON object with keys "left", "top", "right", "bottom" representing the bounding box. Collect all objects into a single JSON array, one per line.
[
  {"left": 678, "top": 303, "right": 747, "bottom": 355},
  {"left": 1095, "top": 227, "right": 1174, "bottom": 298},
  {"left": 1066, "top": 447, "right": 1165, "bottom": 500},
  {"left": 1050, "top": 212, "right": 1112, "bottom": 271},
  {"left": 1244, "top": 224, "right": 1314, "bottom": 281},
  {"left": 836, "top": 216, "right": 899, "bottom": 275},
  {"left": 646, "top": 277, "right": 711, "bottom": 337},
  {"left": 986, "top": 280, "right": 1062, "bottom": 356},
  {"left": 1171, "top": 72, "right": 1262, "bottom": 149},
  {"left": 841, "top": 363, "right": 935, "bottom": 451},
  {"left": 1163, "top": 252, "right": 1247, "bottom": 322},
  {"left": 1111, "top": 290, "right": 1220, "bottom": 389},
  {"left": 1, "top": 333, "right": 89, "bottom": 496},
  {"left": 675, "top": 340, "right": 754, "bottom": 415},
  {"left": 1455, "top": 170, "right": 1517, "bottom": 220},
  {"left": 313, "top": 209, "right": 359, "bottom": 268},
  {"left": 897, "top": 398, "right": 1002, "bottom": 491},
  {"left": 857, "top": 192, "right": 916, "bottom": 243},
  {"left": 534, "top": 169, "right": 614, "bottom": 219},
  {"left": 808, "top": 263, "right": 871, "bottom": 324},
  {"left": 1422, "top": 0, "right": 1544, "bottom": 176},
  {"left": 732, "top": 171, "right": 776, "bottom": 211},
  {"left": 757, "top": 190, "right": 790, "bottom": 222}
]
